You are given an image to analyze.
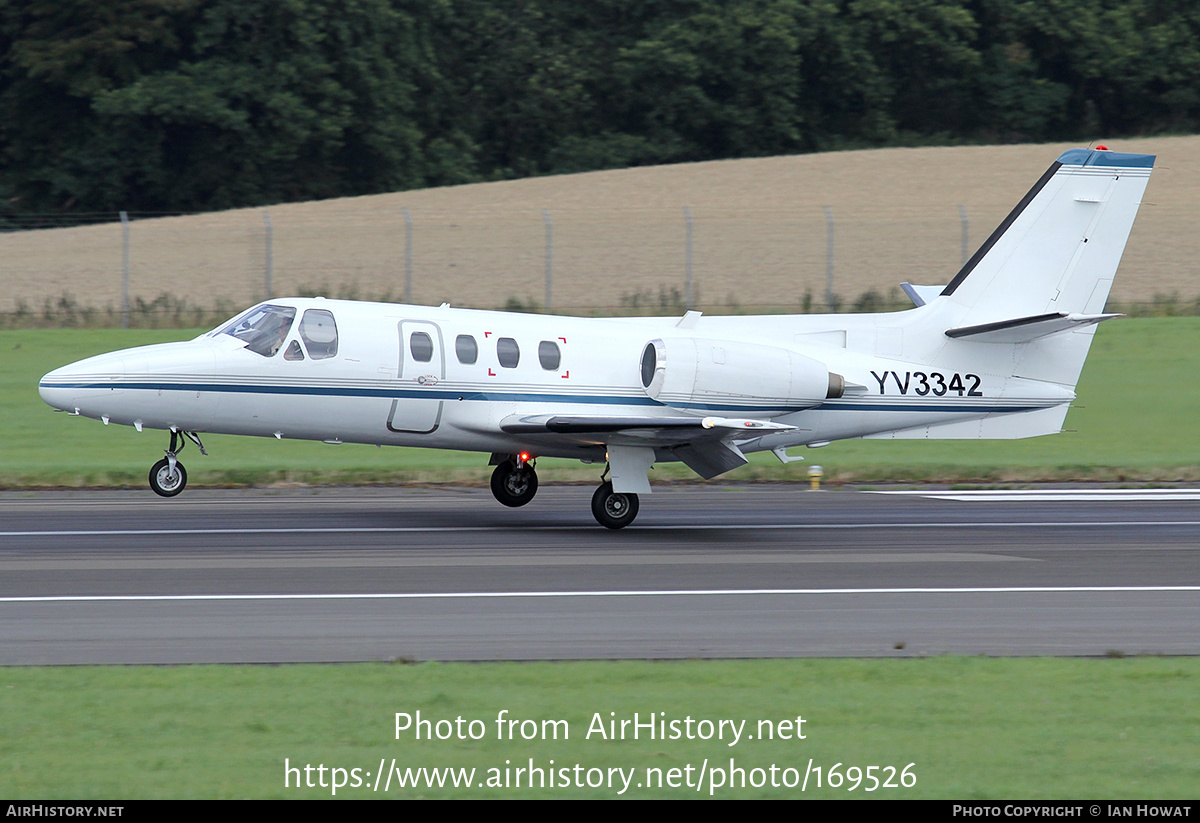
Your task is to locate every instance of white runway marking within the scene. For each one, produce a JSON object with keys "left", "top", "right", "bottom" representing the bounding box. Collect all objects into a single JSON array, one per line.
[
  {"left": 874, "top": 489, "right": 1200, "bottom": 502},
  {"left": 3, "top": 520, "right": 1200, "bottom": 538},
  {"left": 3, "top": 585, "right": 1198, "bottom": 603}
]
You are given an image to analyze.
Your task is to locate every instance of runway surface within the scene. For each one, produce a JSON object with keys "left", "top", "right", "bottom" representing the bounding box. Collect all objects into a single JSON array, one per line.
[{"left": 1, "top": 485, "right": 1197, "bottom": 664}]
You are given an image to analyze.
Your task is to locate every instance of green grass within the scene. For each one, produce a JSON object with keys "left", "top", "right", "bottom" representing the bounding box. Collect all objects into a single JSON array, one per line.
[
  {"left": 5, "top": 318, "right": 1200, "bottom": 488},
  {"left": 2, "top": 658, "right": 1197, "bottom": 799}
]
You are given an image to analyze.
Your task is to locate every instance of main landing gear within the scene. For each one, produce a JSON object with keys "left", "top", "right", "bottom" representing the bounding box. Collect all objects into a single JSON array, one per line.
[
  {"left": 490, "top": 454, "right": 539, "bottom": 507},
  {"left": 488, "top": 454, "right": 642, "bottom": 529},
  {"left": 148, "top": 429, "right": 207, "bottom": 498},
  {"left": 591, "top": 481, "right": 639, "bottom": 530}
]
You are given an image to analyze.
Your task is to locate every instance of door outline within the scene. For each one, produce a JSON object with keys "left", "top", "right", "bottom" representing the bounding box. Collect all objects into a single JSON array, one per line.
[{"left": 387, "top": 320, "right": 446, "bottom": 434}]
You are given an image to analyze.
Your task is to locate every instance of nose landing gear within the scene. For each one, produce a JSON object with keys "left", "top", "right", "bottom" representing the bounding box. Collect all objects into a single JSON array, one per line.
[
  {"left": 148, "top": 429, "right": 207, "bottom": 498},
  {"left": 149, "top": 456, "right": 187, "bottom": 497}
]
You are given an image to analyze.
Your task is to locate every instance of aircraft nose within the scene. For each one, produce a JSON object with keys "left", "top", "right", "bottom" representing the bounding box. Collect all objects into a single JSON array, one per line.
[
  {"left": 38, "top": 353, "right": 126, "bottom": 412},
  {"left": 38, "top": 364, "right": 78, "bottom": 412}
]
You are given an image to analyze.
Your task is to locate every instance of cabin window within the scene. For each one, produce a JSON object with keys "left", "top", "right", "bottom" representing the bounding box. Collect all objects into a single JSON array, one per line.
[
  {"left": 283, "top": 340, "right": 305, "bottom": 361},
  {"left": 220, "top": 304, "right": 296, "bottom": 357},
  {"left": 456, "top": 334, "right": 478, "bottom": 365},
  {"left": 538, "top": 340, "right": 561, "bottom": 371},
  {"left": 497, "top": 337, "right": 520, "bottom": 368},
  {"left": 299, "top": 309, "right": 338, "bottom": 360},
  {"left": 410, "top": 331, "right": 434, "bottom": 362}
]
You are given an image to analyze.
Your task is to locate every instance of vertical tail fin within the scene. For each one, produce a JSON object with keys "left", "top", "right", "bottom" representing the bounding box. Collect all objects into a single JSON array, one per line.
[
  {"left": 941, "top": 148, "right": 1154, "bottom": 324},
  {"left": 883, "top": 148, "right": 1156, "bottom": 441},
  {"left": 933, "top": 148, "right": 1154, "bottom": 391}
]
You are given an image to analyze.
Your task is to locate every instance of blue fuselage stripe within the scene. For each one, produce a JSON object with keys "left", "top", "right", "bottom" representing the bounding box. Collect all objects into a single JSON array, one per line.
[{"left": 39, "top": 379, "right": 1055, "bottom": 416}]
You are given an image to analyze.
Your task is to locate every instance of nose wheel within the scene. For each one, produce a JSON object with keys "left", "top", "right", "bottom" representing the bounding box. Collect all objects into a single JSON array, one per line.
[
  {"left": 148, "top": 429, "right": 206, "bottom": 498},
  {"left": 149, "top": 457, "right": 187, "bottom": 497},
  {"left": 490, "top": 457, "right": 538, "bottom": 507},
  {"left": 591, "top": 481, "right": 639, "bottom": 529}
]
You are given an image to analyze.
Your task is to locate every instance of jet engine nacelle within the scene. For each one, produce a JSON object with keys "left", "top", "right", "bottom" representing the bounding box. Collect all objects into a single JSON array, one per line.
[{"left": 640, "top": 338, "right": 843, "bottom": 414}]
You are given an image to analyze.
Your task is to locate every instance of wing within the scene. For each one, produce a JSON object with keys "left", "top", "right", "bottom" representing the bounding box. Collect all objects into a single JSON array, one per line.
[{"left": 499, "top": 413, "right": 797, "bottom": 480}]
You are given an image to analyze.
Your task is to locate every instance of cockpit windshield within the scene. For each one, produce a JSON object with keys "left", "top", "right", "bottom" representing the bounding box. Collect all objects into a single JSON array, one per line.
[{"left": 218, "top": 304, "right": 296, "bottom": 357}]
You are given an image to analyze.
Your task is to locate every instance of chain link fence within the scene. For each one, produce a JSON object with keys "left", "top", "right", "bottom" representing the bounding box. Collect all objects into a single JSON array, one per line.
[{"left": 1, "top": 188, "right": 1192, "bottom": 328}]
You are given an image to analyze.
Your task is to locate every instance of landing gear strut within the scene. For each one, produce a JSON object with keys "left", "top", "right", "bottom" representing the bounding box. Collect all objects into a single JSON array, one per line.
[
  {"left": 490, "top": 455, "right": 538, "bottom": 507},
  {"left": 148, "top": 430, "right": 206, "bottom": 498},
  {"left": 591, "top": 480, "right": 639, "bottom": 530}
]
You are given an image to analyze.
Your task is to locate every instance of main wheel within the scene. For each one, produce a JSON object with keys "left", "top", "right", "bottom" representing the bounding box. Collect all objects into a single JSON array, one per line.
[
  {"left": 591, "top": 481, "right": 639, "bottom": 529},
  {"left": 490, "top": 460, "right": 538, "bottom": 507},
  {"left": 149, "top": 458, "right": 187, "bottom": 497}
]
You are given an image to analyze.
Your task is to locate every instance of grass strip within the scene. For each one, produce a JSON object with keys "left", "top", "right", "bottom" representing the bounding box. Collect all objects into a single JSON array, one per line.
[{"left": 2, "top": 657, "right": 1197, "bottom": 799}]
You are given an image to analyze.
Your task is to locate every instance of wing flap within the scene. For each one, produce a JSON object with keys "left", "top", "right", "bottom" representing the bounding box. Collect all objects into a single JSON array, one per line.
[
  {"left": 673, "top": 441, "right": 749, "bottom": 479},
  {"left": 499, "top": 413, "right": 795, "bottom": 438}
]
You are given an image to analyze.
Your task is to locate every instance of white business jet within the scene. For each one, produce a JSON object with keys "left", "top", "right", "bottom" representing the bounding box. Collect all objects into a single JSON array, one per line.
[{"left": 39, "top": 147, "right": 1154, "bottom": 528}]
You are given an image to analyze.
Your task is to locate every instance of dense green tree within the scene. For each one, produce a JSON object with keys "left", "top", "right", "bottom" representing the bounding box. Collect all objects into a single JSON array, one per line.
[
  {"left": 0, "top": 0, "right": 198, "bottom": 210},
  {"left": 601, "top": 0, "right": 805, "bottom": 162},
  {"left": 967, "top": 0, "right": 1200, "bottom": 140},
  {"left": 91, "top": 0, "right": 430, "bottom": 209},
  {"left": 3, "top": 0, "right": 1200, "bottom": 215},
  {"left": 424, "top": 0, "right": 599, "bottom": 179},
  {"left": 1, "top": 0, "right": 432, "bottom": 211}
]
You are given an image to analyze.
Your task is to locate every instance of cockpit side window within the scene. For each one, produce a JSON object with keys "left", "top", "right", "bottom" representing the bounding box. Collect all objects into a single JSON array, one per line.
[
  {"left": 299, "top": 309, "right": 339, "bottom": 360},
  {"left": 220, "top": 305, "right": 296, "bottom": 357}
]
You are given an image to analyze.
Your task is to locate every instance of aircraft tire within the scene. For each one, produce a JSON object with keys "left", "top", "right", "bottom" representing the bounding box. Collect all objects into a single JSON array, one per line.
[
  {"left": 591, "top": 482, "right": 639, "bottom": 530},
  {"left": 490, "top": 461, "right": 538, "bottom": 507},
  {"left": 149, "top": 458, "right": 187, "bottom": 497}
]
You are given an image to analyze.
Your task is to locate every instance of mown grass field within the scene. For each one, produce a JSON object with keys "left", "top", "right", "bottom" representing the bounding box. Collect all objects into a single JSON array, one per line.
[
  {"left": 5, "top": 317, "right": 1199, "bottom": 488},
  {"left": 3, "top": 658, "right": 1198, "bottom": 799}
]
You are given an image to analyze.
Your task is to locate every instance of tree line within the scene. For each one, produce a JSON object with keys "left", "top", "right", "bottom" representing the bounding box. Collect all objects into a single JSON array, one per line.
[{"left": 2, "top": 0, "right": 1197, "bottom": 216}]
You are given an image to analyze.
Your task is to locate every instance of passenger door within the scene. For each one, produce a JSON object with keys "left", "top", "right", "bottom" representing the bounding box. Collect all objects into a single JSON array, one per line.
[{"left": 388, "top": 320, "right": 445, "bottom": 434}]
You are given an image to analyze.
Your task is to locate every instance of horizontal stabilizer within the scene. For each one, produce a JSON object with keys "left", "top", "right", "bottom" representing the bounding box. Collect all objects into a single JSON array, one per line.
[{"left": 945, "top": 312, "right": 1119, "bottom": 343}]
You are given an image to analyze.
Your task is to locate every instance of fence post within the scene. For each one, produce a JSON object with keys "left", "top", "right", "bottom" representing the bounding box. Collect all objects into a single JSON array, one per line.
[
  {"left": 958, "top": 204, "right": 969, "bottom": 265},
  {"left": 684, "top": 206, "right": 694, "bottom": 309},
  {"left": 543, "top": 208, "right": 553, "bottom": 311},
  {"left": 263, "top": 210, "right": 273, "bottom": 300},
  {"left": 823, "top": 206, "right": 835, "bottom": 310},
  {"left": 120, "top": 211, "right": 130, "bottom": 329},
  {"left": 402, "top": 207, "right": 413, "bottom": 304}
]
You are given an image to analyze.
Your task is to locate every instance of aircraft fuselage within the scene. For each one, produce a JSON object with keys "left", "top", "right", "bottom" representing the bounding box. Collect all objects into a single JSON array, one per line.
[{"left": 38, "top": 298, "right": 1069, "bottom": 462}]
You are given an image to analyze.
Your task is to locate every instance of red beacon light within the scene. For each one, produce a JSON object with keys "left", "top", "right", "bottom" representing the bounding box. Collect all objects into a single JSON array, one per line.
[{"left": 1095, "top": 144, "right": 1108, "bottom": 151}]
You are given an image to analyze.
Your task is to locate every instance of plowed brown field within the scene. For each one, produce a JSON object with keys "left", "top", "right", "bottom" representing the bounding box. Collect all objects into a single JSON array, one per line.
[{"left": 4, "top": 136, "right": 1196, "bottom": 318}]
